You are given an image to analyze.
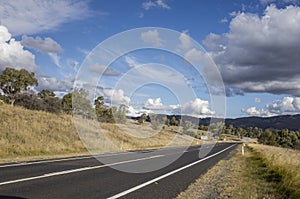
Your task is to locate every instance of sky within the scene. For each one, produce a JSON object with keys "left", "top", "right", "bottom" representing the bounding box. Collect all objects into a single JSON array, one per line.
[{"left": 0, "top": 0, "right": 300, "bottom": 118}]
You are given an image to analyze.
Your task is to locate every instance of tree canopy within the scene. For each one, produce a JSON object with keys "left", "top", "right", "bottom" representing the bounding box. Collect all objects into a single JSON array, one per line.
[{"left": 0, "top": 68, "right": 38, "bottom": 105}]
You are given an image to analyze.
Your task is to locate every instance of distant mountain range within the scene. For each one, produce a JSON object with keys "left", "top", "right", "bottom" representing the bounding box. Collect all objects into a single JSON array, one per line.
[
  {"left": 131, "top": 114, "right": 300, "bottom": 130},
  {"left": 225, "top": 114, "right": 300, "bottom": 130}
]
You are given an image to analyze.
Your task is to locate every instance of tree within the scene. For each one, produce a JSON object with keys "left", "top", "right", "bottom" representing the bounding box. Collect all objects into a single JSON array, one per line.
[
  {"left": 62, "top": 93, "right": 72, "bottom": 114},
  {"left": 162, "top": 116, "right": 170, "bottom": 126},
  {"left": 182, "top": 120, "right": 193, "bottom": 134},
  {"left": 138, "top": 113, "right": 147, "bottom": 124},
  {"left": 94, "top": 96, "right": 118, "bottom": 123},
  {"left": 38, "top": 89, "right": 55, "bottom": 98},
  {"left": 170, "top": 116, "right": 179, "bottom": 126},
  {"left": 113, "top": 104, "right": 128, "bottom": 124},
  {"left": 149, "top": 113, "right": 162, "bottom": 130},
  {"left": 0, "top": 68, "right": 38, "bottom": 105},
  {"left": 62, "top": 89, "right": 93, "bottom": 117}
]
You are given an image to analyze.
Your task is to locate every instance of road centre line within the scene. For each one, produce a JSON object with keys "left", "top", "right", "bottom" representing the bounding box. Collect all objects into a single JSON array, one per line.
[
  {"left": 0, "top": 154, "right": 164, "bottom": 186},
  {"left": 107, "top": 144, "right": 237, "bottom": 199}
]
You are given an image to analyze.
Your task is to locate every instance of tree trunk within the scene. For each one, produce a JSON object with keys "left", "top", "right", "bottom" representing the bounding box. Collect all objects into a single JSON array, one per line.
[{"left": 10, "top": 99, "right": 15, "bottom": 106}]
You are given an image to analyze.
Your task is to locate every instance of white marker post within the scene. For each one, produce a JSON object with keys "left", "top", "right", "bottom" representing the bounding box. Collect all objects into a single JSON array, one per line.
[
  {"left": 121, "top": 140, "right": 124, "bottom": 151},
  {"left": 242, "top": 143, "right": 245, "bottom": 155}
]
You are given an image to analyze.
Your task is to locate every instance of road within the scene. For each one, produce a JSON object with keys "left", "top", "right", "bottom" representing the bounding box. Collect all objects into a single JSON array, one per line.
[{"left": 0, "top": 142, "right": 237, "bottom": 199}]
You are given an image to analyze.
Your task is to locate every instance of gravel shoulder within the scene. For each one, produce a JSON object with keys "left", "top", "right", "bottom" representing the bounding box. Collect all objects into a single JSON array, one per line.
[{"left": 175, "top": 145, "right": 281, "bottom": 199}]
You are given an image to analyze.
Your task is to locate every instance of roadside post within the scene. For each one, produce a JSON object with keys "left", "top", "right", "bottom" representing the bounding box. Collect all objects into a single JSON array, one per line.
[
  {"left": 242, "top": 143, "right": 245, "bottom": 155},
  {"left": 242, "top": 137, "right": 249, "bottom": 155}
]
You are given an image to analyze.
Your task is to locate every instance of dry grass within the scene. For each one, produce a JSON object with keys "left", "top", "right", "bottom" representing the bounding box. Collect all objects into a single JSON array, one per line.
[
  {"left": 74, "top": 117, "right": 201, "bottom": 154},
  {"left": 176, "top": 144, "right": 299, "bottom": 199},
  {"left": 0, "top": 104, "right": 201, "bottom": 163},
  {"left": 249, "top": 144, "right": 300, "bottom": 198},
  {"left": 0, "top": 104, "right": 86, "bottom": 162}
]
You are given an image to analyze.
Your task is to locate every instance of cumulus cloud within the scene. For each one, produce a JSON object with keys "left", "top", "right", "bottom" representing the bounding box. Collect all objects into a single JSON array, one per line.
[
  {"left": 142, "top": 0, "right": 170, "bottom": 10},
  {"left": 21, "top": 35, "right": 63, "bottom": 53},
  {"left": 242, "top": 96, "right": 300, "bottom": 116},
  {"left": 181, "top": 98, "right": 215, "bottom": 118},
  {"left": 126, "top": 106, "right": 153, "bottom": 117},
  {"left": 37, "top": 76, "right": 73, "bottom": 92},
  {"left": 0, "top": 25, "right": 38, "bottom": 72},
  {"left": 144, "top": 98, "right": 164, "bottom": 110},
  {"left": 88, "top": 64, "right": 121, "bottom": 76},
  {"left": 0, "top": 0, "right": 92, "bottom": 35},
  {"left": 102, "top": 88, "right": 130, "bottom": 105},
  {"left": 142, "top": 97, "right": 214, "bottom": 118},
  {"left": 203, "top": 5, "right": 300, "bottom": 96},
  {"left": 184, "top": 48, "right": 204, "bottom": 63},
  {"left": 141, "top": 29, "right": 164, "bottom": 47}
]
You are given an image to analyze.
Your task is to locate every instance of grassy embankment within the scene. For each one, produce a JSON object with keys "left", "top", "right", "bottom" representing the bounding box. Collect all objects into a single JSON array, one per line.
[
  {"left": 176, "top": 143, "right": 300, "bottom": 199},
  {"left": 0, "top": 104, "right": 201, "bottom": 163}
]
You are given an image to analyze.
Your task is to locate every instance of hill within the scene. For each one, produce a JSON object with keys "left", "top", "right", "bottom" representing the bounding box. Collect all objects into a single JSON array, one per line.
[
  {"left": 133, "top": 114, "right": 300, "bottom": 130},
  {"left": 0, "top": 104, "right": 198, "bottom": 162},
  {"left": 225, "top": 114, "right": 300, "bottom": 130}
]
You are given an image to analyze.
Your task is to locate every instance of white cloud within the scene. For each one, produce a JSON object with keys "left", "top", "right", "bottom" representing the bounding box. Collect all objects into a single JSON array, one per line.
[
  {"left": 178, "top": 31, "right": 193, "bottom": 51},
  {"left": 0, "top": 25, "right": 38, "bottom": 72},
  {"left": 126, "top": 106, "right": 153, "bottom": 117},
  {"left": 142, "top": 0, "right": 170, "bottom": 10},
  {"left": 156, "top": 0, "right": 171, "bottom": 9},
  {"left": 141, "top": 29, "right": 164, "bottom": 47},
  {"left": 141, "top": 97, "right": 214, "bottom": 118},
  {"left": 220, "top": 17, "right": 228, "bottom": 23},
  {"left": 184, "top": 48, "right": 203, "bottom": 63},
  {"left": 182, "top": 98, "right": 215, "bottom": 118},
  {"left": 88, "top": 64, "right": 121, "bottom": 76},
  {"left": 144, "top": 98, "right": 164, "bottom": 110},
  {"left": 242, "top": 106, "right": 274, "bottom": 117},
  {"left": 125, "top": 56, "right": 141, "bottom": 68},
  {"left": 0, "top": 0, "right": 92, "bottom": 35},
  {"left": 48, "top": 53, "right": 61, "bottom": 68},
  {"left": 242, "top": 96, "right": 300, "bottom": 116},
  {"left": 102, "top": 88, "right": 130, "bottom": 105},
  {"left": 21, "top": 35, "right": 62, "bottom": 53},
  {"left": 142, "top": 1, "right": 156, "bottom": 10},
  {"left": 203, "top": 5, "right": 300, "bottom": 96},
  {"left": 37, "top": 76, "right": 73, "bottom": 92}
]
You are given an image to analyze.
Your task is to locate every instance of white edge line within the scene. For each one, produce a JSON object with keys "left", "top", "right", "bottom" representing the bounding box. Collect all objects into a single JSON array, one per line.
[
  {"left": 0, "top": 155, "right": 164, "bottom": 186},
  {"left": 107, "top": 144, "right": 237, "bottom": 199},
  {"left": 0, "top": 152, "right": 133, "bottom": 168}
]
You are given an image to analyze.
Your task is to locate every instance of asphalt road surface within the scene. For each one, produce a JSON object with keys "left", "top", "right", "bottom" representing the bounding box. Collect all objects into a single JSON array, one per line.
[{"left": 0, "top": 142, "right": 238, "bottom": 199}]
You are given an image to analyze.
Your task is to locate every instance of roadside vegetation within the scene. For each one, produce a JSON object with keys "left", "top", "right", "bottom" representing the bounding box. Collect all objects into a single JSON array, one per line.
[
  {"left": 0, "top": 103, "right": 201, "bottom": 162},
  {"left": 176, "top": 143, "right": 300, "bottom": 199}
]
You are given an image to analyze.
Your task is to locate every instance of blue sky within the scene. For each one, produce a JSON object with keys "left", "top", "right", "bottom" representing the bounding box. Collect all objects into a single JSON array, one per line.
[{"left": 0, "top": 0, "right": 300, "bottom": 118}]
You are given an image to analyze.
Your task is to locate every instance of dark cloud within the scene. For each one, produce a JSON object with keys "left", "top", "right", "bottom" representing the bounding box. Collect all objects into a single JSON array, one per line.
[
  {"left": 21, "top": 35, "right": 63, "bottom": 53},
  {"left": 204, "top": 5, "right": 300, "bottom": 96}
]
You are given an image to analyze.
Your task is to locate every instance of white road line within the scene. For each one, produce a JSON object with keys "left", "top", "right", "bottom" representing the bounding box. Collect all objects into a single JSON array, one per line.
[
  {"left": 0, "top": 152, "right": 132, "bottom": 168},
  {"left": 0, "top": 144, "right": 206, "bottom": 168},
  {"left": 107, "top": 144, "right": 236, "bottom": 199},
  {"left": 0, "top": 155, "right": 164, "bottom": 186}
]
